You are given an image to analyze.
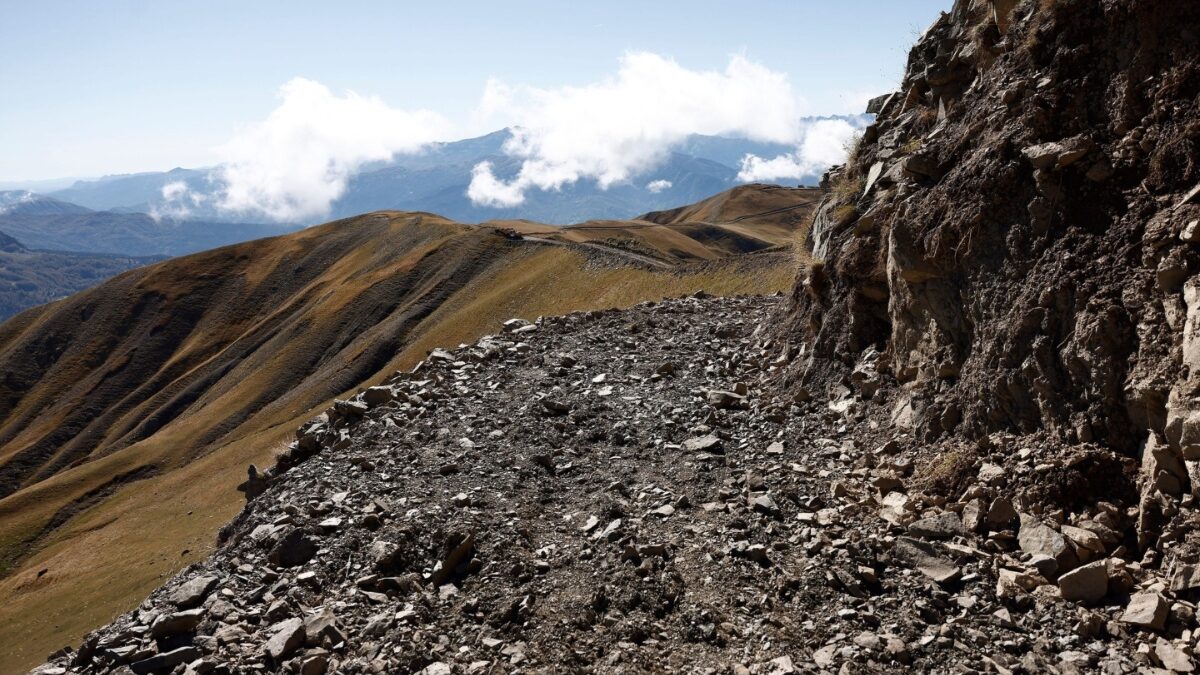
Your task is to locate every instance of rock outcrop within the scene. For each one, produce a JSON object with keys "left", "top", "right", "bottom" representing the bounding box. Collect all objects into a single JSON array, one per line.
[{"left": 784, "top": 0, "right": 1200, "bottom": 457}]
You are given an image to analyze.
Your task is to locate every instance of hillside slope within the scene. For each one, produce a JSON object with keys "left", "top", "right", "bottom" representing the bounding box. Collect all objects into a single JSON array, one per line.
[{"left": 0, "top": 185, "right": 815, "bottom": 671}]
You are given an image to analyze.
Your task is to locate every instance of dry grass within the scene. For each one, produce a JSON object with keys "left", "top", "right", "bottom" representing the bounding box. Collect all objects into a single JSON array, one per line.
[
  {"left": 832, "top": 205, "right": 860, "bottom": 227},
  {"left": 831, "top": 174, "right": 866, "bottom": 203}
]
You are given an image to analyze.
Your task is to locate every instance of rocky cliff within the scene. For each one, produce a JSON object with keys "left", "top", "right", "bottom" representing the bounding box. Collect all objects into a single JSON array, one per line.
[{"left": 786, "top": 0, "right": 1200, "bottom": 457}]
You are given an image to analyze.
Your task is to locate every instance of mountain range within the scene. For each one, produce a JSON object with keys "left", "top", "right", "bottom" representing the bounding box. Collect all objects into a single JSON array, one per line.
[
  {"left": 43, "top": 127, "right": 841, "bottom": 225},
  {"left": 0, "top": 191, "right": 285, "bottom": 258}
]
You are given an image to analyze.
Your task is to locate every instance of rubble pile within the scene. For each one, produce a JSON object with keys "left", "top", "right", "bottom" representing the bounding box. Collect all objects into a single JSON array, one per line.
[{"left": 35, "top": 295, "right": 1200, "bottom": 674}]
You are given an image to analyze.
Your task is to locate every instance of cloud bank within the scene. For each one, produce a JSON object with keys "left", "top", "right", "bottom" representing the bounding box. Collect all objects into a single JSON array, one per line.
[
  {"left": 214, "top": 78, "right": 450, "bottom": 221},
  {"left": 736, "top": 117, "right": 868, "bottom": 183},
  {"left": 189, "top": 55, "right": 869, "bottom": 221},
  {"left": 467, "top": 52, "right": 804, "bottom": 207}
]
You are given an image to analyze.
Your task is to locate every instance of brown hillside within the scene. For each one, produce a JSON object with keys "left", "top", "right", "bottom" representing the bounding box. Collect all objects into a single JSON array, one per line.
[
  {"left": 491, "top": 184, "right": 820, "bottom": 263},
  {"left": 0, "top": 184, "right": 814, "bottom": 672}
]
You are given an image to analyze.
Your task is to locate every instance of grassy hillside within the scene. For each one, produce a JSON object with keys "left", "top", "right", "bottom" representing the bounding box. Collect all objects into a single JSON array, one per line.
[{"left": 0, "top": 185, "right": 817, "bottom": 672}]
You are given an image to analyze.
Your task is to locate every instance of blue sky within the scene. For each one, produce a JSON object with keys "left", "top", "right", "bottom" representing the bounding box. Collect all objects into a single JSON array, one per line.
[{"left": 0, "top": 0, "right": 949, "bottom": 182}]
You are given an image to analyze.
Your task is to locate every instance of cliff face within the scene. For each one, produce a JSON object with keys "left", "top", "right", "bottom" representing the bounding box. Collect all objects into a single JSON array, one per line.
[{"left": 786, "top": 0, "right": 1200, "bottom": 455}]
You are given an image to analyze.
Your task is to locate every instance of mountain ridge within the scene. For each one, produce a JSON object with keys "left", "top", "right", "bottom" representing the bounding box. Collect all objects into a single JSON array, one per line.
[{"left": 0, "top": 184, "right": 816, "bottom": 671}]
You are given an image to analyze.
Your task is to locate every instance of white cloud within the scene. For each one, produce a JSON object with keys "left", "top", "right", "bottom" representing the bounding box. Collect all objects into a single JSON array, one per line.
[
  {"left": 646, "top": 179, "right": 672, "bottom": 193},
  {"left": 150, "top": 180, "right": 211, "bottom": 220},
  {"left": 0, "top": 190, "right": 35, "bottom": 215},
  {"left": 737, "top": 117, "right": 868, "bottom": 182},
  {"left": 467, "top": 52, "right": 804, "bottom": 207},
  {"left": 213, "top": 78, "right": 451, "bottom": 221},
  {"left": 466, "top": 161, "right": 526, "bottom": 208}
]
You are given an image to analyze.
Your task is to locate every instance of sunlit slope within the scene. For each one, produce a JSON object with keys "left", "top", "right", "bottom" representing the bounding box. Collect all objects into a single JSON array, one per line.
[{"left": 494, "top": 184, "right": 820, "bottom": 262}]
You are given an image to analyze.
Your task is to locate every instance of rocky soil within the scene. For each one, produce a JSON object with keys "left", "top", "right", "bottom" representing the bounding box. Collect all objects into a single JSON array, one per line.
[{"left": 32, "top": 294, "right": 1200, "bottom": 674}]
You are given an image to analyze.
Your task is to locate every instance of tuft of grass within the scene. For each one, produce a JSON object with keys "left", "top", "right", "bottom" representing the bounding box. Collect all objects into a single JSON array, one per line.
[
  {"left": 843, "top": 132, "right": 865, "bottom": 166},
  {"left": 832, "top": 205, "right": 859, "bottom": 226},
  {"left": 831, "top": 174, "right": 866, "bottom": 203}
]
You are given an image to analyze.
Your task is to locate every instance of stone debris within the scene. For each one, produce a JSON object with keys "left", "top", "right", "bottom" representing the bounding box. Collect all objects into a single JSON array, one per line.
[{"left": 33, "top": 294, "right": 1192, "bottom": 673}]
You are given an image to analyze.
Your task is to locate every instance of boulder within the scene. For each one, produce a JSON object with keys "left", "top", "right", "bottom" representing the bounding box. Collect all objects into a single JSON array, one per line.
[
  {"left": 362, "top": 386, "right": 396, "bottom": 407},
  {"left": 1171, "top": 563, "right": 1200, "bottom": 593},
  {"left": 150, "top": 609, "right": 205, "bottom": 638},
  {"left": 907, "top": 511, "right": 963, "bottom": 540},
  {"left": 268, "top": 529, "right": 317, "bottom": 568},
  {"left": 369, "top": 539, "right": 402, "bottom": 572},
  {"left": 1018, "top": 515, "right": 1077, "bottom": 573},
  {"left": 1143, "top": 434, "right": 1188, "bottom": 495},
  {"left": 1120, "top": 592, "right": 1168, "bottom": 631},
  {"left": 304, "top": 607, "right": 345, "bottom": 647},
  {"left": 168, "top": 574, "right": 219, "bottom": 609},
  {"left": 706, "top": 390, "right": 746, "bottom": 410},
  {"left": 265, "top": 617, "right": 305, "bottom": 660},
  {"left": 1057, "top": 561, "right": 1108, "bottom": 604}
]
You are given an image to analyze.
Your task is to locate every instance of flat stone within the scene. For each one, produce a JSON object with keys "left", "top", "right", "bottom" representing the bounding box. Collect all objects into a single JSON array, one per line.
[
  {"left": 1022, "top": 142, "right": 1067, "bottom": 169},
  {"left": 1018, "top": 515, "right": 1077, "bottom": 573},
  {"left": 1155, "top": 642, "right": 1195, "bottom": 672},
  {"left": 130, "top": 647, "right": 200, "bottom": 674},
  {"left": 1057, "top": 560, "right": 1108, "bottom": 603},
  {"left": 150, "top": 608, "right": 205, "bottom": 638},
  {"left": 907, "top": 511, "right": 963, "bottom": 539},
  {"left": 1061, "top": 524, "right": 1105, "bottom": 557},
  {"left": 168, "top": 574, "right": 219, "bottom": 608},
  {"left": 1120, "top": 591, "right": 1168, "bottom": 631},
  {"left": 684, "top": 434, "right": 723, "bottom": 453},
  {"left": 892, "top": 537, "right": 961, "bottom": 584}
]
